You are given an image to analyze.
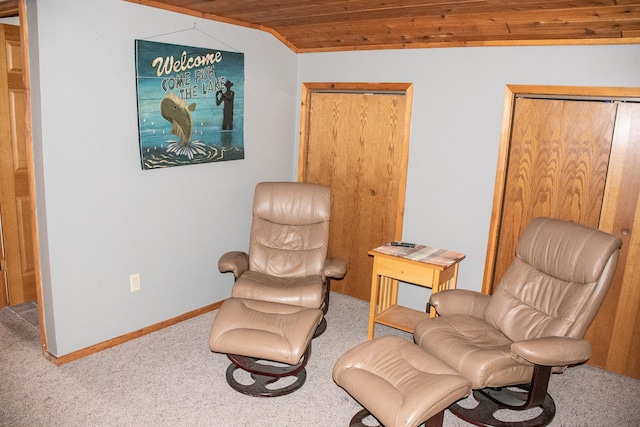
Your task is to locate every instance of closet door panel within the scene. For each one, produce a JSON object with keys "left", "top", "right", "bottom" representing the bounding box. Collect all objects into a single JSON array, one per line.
[
  {"left": 299, "top": 84, "right": 412, "bottom": 301},
  {"left": 485, "top": 85, "right": 640, "bottom": 379},
  {"left": 590, "top": 102, "right": 640, "bottom": 376},
  {"left": 492, "top": 98, "right": 616, "bottom": 288}
]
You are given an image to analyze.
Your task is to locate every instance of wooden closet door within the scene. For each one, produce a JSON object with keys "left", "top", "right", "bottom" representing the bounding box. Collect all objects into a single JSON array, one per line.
[
  {"left": 299, "top": 84, "right": 412, "bottom": 301},
  {"left": 485, "top": 85, "right": 640, "bottom": 379},
  {"left": 0, "top": 24, "right": 36, "bottom": 306},
  {"left": 590, "top": 102, "right": 640, "bottom": 377},
  {"left": 490, "top": 97, "right": 617, "bottom": 290}
]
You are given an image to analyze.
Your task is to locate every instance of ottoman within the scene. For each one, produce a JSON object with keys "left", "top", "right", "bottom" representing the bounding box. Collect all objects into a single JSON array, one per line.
[
  {"left": 209, "top": 297, "right": 323, "bottom": 397},
  {"left": 333, "top": 335, "right": 472, "bottom": 427}
]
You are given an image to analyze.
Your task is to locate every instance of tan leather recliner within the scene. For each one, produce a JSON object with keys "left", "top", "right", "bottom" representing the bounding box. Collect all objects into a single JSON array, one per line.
[
  {"left": 218, "top": 181, "right": 347, "bottom": 336},
  {"left": 414, "top": 217, "right": 622, "bottom": 426}
]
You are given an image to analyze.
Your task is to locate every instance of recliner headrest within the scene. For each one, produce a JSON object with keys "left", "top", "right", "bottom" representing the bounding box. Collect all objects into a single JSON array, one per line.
[
  {"left": 253, "top": 182, "right": 331, "bottom": 226},
  {"left": 516, "top": 217, "right": 622, "bottom": 284}
]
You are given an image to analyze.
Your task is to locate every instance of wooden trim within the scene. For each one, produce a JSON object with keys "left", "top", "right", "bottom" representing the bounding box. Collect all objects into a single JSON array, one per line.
[
  {"left": 504, "top": 85, "right": 640, "bottom": 99},
  {"left": 0, "top": 269, "right": 5, "bottom": 309},
  {"left": 46, "top": 300, "right": 224, "bottom": 365},
  {"left": 300, "top": 82, "right": 413, "bottom": 93},
  {"left": 481, "top": 84, "right": 640, "bottom": 295},
  {"left": 0, "top": 0, "right": 18, "bottom": 18},
  {"left": 297, "top": 83, "right": 311, "bottom": 182},
  {"left": 294, "top": 38, "right": 640, "bottom": 54},
  {"left": 606, "top": 195, "right": 640, "bottom": 373},
  {"left": 395, "top": 84, "right": 413, "bottom": 240},
  {"left": 0, "top": 22, "right": 11, "bottom": 310},
  {"left": 481, "top": 85, "right": 517, "bottom": 295},
  {"left": 14, "top": 0, "right": 49, "bottom": 353}
]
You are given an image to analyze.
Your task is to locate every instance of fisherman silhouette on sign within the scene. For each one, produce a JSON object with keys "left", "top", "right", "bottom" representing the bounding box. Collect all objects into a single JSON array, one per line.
[{"left": 216, "top": 80, "right": 235, "bottom": 130}]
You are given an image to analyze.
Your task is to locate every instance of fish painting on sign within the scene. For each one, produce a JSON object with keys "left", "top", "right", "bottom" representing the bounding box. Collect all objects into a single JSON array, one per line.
[{"left": 135, "top": 40, "right": 244, "bottom": 169}]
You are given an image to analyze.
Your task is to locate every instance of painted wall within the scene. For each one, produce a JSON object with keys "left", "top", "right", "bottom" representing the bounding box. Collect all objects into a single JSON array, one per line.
[
  {"left": 26, "top": 0, "right": 298, "bottom": 355},
  {"left": 25, "top": 0, "right": 640, "bottom": 355},
  {"left": 297, "top": 45, "right": 640, "bottom": 310},
  {"left": 0, "top": 16, "right": 20, "bottom": 25}
]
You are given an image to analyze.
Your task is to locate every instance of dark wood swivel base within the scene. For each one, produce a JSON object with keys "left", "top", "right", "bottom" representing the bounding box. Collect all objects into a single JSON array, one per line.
[
  {"left": 209, "top": 298, "right": 322, "bottom": 398},
  {"left": 449, "top": 365, "right": 556, "bottom": 427},
  {"left": 349, "top": 408, "right": 446, "bottom": 427},
  {"left": 225, "top": 346, "right": 311, "bottom": 397}
]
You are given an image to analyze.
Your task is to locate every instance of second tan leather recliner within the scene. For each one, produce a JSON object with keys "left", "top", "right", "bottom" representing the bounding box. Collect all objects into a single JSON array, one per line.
[{"left": 414, "top": 217, "right": 622, "bottom": 426}]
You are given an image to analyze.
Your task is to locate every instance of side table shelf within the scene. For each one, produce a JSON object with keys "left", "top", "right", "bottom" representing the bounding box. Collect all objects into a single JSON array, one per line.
[{"left": 367, "top": 244, "right": 465, "bottom": 339}]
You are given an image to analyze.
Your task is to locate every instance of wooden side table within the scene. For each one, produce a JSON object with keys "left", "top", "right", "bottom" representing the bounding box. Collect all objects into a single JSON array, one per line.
[{"left": 367, "top": 244, "right": 465, "bottom": 339}]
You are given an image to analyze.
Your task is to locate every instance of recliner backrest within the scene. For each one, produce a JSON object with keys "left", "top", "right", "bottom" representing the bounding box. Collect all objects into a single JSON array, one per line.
[
  {"left": 484, "top": 217, "right": 622, "bottom": 342},
  {"left": 249, "top": 182, "right": 331, "bottom": 278}
]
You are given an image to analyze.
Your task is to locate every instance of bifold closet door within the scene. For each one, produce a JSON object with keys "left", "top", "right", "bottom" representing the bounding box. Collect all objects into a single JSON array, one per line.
[
  {"left": 485, "top": 86, "right": 640, "bottom": 379},
  {"left": 299, "top": 84, "right": 412, "bottom": 302},
  {"left": 589, "top": 102, "right": 640, "bottom": 378},
  {"left": 490, "top": 97, "right": 617, "bottom": 292}
]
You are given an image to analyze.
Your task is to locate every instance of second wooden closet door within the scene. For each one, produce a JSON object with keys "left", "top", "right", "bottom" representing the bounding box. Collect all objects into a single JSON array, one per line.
[{"left": 491, "top": 97, "right": 617, "bottom": 288}]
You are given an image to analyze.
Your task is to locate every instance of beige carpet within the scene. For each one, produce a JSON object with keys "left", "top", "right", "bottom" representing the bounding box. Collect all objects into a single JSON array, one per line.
[{"left": 2, "top": 292, "right": 640, "bottom": 426}]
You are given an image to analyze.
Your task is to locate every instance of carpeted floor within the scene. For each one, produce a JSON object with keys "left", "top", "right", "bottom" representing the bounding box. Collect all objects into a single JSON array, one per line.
[{"left": 1, "top": 292, "right": 639, "bottom": 426}]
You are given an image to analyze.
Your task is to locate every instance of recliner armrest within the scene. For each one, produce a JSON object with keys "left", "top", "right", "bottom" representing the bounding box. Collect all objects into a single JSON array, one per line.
[
  {"left": 511, "top": 337, "right": 592, "bottom": 367},
  {"left": 429, "top": 289, "right": 490, "bottom": 319},
  {"left": 218, "top": 251, "right": 249, "bottom": 280},
  {"left": 322, "top": 258, "right": 347, "bottom": 281}
]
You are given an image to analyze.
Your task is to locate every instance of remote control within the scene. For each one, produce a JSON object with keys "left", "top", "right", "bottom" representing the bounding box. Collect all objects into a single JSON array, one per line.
[{"left": 390, "top": 241, "right": 415, "bottom": 248}]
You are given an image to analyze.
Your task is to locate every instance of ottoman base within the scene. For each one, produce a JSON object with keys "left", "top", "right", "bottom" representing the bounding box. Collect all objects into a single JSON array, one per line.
[
  {"left": 225, "top": 347, "right": 311, "bottom": 397},
  {"left": 313, "top": 317, "right": 327, "bottom": 338},
  {"left": 349, "top": 408, "right": 444, "bottom": 427},
  {"left": 449, "top": 382, "right": 556, "bottom": 427}
]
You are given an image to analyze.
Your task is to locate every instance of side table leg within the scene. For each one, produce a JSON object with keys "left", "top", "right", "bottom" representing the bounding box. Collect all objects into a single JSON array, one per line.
[{"left": 368, "top": 272, "right": 380, "bottom": 339}]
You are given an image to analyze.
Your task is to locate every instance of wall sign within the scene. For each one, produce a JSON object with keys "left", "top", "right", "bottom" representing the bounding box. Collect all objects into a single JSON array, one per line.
[{"left": 135, "top": 40, "right": 244, "bottom": 169}]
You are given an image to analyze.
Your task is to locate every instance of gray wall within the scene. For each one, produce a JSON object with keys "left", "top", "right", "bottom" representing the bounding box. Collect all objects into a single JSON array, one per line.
[
  {"left": 27, "top": 0, "right": 298, "bottom": 355},
  {"left": 297, "top": 45, "right": 640, "bottom": 310},
  {"left": 25, "top": 0, "right": 640, "bottom": 355}
]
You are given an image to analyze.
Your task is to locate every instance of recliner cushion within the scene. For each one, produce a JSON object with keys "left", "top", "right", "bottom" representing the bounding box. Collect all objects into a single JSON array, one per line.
[
  {"left": 516, "top": 217, "right": 622, "bottom": 284},
  {"left": 249, "top": 182, "right": 331, "bottom": 277},
  {"left": 485, "top": 218, "right": 622, "bottom": 342},
  {"left": 209, "top": 298, "right": 322, "bottom": 365},
  {"left": 414, "top": 315, "right": 534, "bottom": 389},
  {"left": 252, "top": 181, "right": 331, "bottom": 226},
  {"left": 484, "top": 258, "right": 595, "bottom": 342},
  {"left": 333, "top": 336, "right": 471, "bottom": 427},
  {"left": 231, "top": 270, "right": 325, "bottom": 308}
]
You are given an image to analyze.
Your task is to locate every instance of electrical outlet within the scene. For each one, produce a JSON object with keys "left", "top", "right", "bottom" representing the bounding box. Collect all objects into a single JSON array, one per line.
[{"left": 130, "top": 273, "right": 141, "bottom": 292}]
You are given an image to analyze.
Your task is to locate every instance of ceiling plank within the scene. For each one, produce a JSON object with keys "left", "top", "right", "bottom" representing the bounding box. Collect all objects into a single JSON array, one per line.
[
  {"left": 126, "top": 0, "right": 640, "bottom": 52},
  {"left": 0, "top": 0, "right": 19, "bottom": 18}
]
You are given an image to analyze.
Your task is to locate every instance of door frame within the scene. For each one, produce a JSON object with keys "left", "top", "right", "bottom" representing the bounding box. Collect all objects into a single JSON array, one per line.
[
  {"left": 482, "top": 84, "right": 640, "bottom": 295},
  {"left": 0, "top": 0, "right": 47, "bottom": 352}
]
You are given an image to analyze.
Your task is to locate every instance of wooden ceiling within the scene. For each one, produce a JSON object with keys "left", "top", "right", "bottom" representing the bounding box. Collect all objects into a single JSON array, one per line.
[
  {"left": 0, "top": 0, "right": 19, "bottom": 18},
  {"left": 129, "top": 0, "right": 640, "bottom": 52}
]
